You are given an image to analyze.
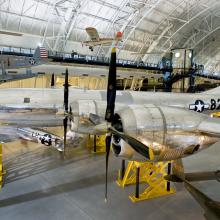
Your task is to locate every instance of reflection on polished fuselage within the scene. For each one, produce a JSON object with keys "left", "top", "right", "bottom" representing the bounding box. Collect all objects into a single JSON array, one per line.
[{"left": 109, "top": 105, "right": 220, "bottom": 162}]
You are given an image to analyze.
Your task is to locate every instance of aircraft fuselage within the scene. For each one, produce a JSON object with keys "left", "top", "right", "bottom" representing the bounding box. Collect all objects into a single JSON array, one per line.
[{"left": 0, "top": 88, "right": 219, "bottom": 114}]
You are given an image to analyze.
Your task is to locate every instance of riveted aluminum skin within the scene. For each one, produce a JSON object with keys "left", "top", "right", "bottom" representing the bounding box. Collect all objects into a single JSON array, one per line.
[{"left": 112, "top": 105, "right": 219, "bottom": 162}]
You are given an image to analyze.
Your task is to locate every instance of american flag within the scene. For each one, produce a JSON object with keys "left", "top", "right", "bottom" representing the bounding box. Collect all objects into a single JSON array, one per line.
[{"left": 39, "top": 47, "right": 48, "bottom": 58}]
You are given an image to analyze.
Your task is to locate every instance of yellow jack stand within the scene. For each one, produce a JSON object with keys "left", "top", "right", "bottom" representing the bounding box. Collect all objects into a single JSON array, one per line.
[
  {"left": 87, "top": 134, "right": 106, "bottom": 153},
  {"left": 116, "top": 160, "right": 175, "bottom": 202},
  {"left": 0, "top": 143, "right": 6, "bottom": 189}
]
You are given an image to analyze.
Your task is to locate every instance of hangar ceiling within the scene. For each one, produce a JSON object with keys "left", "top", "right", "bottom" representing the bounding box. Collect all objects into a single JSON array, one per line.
[{"left": 0, "top": 0, "right": 220, "bottom": 71}]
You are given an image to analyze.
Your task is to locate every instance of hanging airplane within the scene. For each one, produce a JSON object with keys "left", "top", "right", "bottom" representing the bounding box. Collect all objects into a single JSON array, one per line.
[
  {"left": 1, "top": 48, "right": 220, "bottom": 200},
  {"left": 82, "top": 27, "right": 123, "bottom": 51}
]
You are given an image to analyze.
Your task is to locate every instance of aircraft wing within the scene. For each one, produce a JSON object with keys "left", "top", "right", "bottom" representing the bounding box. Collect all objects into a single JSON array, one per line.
[
  {"left": 197, "top": 117, "right": 220, "bottom": 136},
  {"left": 184, "top": 181, "right": 220, "bottom": 220},
  {"left": 0, "top": 111, "right": 63, "bottom": 127},
  {"left": 165, "top": 172, "right": 220, "bottom": 220},
  {"left": 0, "top": 126, "right": 20, "bottom": 142},
  {"left": 1, "top": 102, "right": 220, "bottom": 145},
  {"left": 0, "top": 72, "right": 38, "bottom": 84},
  {"left": 85, "top": 27, "right": 100, "bottom": 40}
]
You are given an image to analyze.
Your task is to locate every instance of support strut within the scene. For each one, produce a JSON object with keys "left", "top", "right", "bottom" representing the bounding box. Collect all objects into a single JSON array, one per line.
[
  {"left": 117, "top": 161, "right": 175, "bottom": 202},
  {"left": 135, "top": 166, "right": 140, "bottom": 198},
  {"left": 121, "top": 160, "right": 126, "bottom": 180}
]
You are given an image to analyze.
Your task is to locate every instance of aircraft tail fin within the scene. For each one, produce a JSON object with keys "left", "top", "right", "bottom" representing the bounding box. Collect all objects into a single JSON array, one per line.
[
  {"left": 33, "top": 46, "right": 48, "bottom": 61},
  {"left": 203, "top": 86, "right": 220, "bottom": 95}
]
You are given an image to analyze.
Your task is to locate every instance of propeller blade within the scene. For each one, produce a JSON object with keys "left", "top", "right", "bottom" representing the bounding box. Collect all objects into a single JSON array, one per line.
[
  {"left": 51, "top": 73, "right": 55, "bottom": 87},
  {"left": 89, "top": 113, "right": 101, "bottom": 125},
  {"left": 69, "top": 106, "right": 73, "bottom": 122},
  {"left": 105, "top": 134, "right": 111, "bottom": 202},
  {"left": 110, "top": 127, "right": 151, "bottom": 160},
  {"left": 63, "top": 116, "right": 68, "bottom": 149},
  {"left": 63, "top": 69, "right": 69, "bottom": 150},
  {"left": 104, "top": 47, "right": 117, "bottom": 201},
  {"left": 64, "top": 68, "right": 69, "bottom": 113},
  {"left": 105, "top": 47, "right": 117, "bottom": 122}
]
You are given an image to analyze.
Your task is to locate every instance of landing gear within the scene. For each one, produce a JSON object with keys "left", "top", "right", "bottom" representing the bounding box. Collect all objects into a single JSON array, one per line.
[{"left": 89, "top": 46, "right": 94, "bottom": 51}]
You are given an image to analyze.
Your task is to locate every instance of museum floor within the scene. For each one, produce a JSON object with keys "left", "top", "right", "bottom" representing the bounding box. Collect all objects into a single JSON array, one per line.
[{"left": 0, "top": 135, "right": 220, "bottom": 220}]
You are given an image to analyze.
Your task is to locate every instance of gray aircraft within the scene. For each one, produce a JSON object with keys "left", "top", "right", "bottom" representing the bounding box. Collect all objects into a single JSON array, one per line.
[
  {"left": 12, "top": 63, "right": 163, "bottom": 80},
  {"left": 0, "top": 46, "right": 48, "bottom": 71},
  {"left": 0, "top": 70, "right": 38, "bottom": 84},
  {"left": 0, "top": 46, "right": 48, "bottom": 83},
  {"left": 1, "top": 48, "right": 220, "bottom": 199}
]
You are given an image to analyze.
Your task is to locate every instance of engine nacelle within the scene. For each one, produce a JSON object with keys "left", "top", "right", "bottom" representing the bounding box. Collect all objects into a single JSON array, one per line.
[
  {"left": 70, "top": 100, "right": 126, "bottom": 118},
  {"left": 112, "top": 104, "right": 203, "bottom": 143},
  {"left": 112, "top": 138, "right": 152, "bottom": 161},
  {"left": 70, "top": 100, "right": 106, "bottom": 118},
  {"left": 111, "top": 105, "right": 212, "bottom": 161}
]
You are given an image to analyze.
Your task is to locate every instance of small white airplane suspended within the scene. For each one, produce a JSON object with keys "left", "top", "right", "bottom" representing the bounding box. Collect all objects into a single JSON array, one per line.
[{"left": 82, "top": 27, "right": 123, "bottom": 51}]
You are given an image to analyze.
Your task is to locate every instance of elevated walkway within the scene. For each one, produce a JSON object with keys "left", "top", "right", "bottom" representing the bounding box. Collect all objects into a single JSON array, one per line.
[{"left": 0, "top": 46, "right": 159, "bottom": 71}]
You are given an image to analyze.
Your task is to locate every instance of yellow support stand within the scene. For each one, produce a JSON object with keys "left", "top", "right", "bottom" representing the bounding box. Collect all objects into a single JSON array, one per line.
[
  {"left": 0, "top": 143, "right": 6, "bottom": 189},
  {"left": 0, "top": 143, "right": 2, "bottom": 188},
  {"left": 87, "top": 134, "right": 106, "bottom": 153},
  {"left": 211, "top": 112, "right": 220, "bottom": 118},
  {"left": 117, "top": 160, "right": 175, "bottom": 202}
]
